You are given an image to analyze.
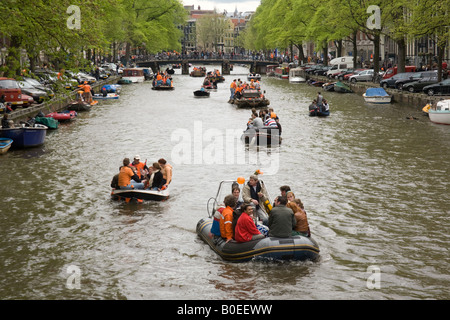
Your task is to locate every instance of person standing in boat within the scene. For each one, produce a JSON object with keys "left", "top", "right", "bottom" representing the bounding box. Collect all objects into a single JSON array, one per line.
[
  {"left": 158, "top": 158, "right": 172, "bottom": 189},
  {"left": 242, "top": 175, "right": 270, "bottom": 225},
  {"left": 229, "top": 79, "right": 237, "bottom": 102},
  {"left": 316, "top": 92, "right": 324, "bottom": 111},
  {"left": 234, "top": 204, "right": 265, "bottom": 243},
  {"left": 118, "top": 158, "right": 144, "bottom": 190}
]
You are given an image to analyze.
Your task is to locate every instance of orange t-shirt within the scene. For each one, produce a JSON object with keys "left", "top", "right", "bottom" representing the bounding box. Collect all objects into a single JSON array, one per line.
[{"left": 118, "top": 166, "right": 135, "bottom": 187}]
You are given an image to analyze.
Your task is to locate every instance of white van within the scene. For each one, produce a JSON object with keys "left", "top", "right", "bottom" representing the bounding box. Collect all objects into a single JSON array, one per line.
[{"left": 326, "top": 56, "right": 354, "bottom": 78}]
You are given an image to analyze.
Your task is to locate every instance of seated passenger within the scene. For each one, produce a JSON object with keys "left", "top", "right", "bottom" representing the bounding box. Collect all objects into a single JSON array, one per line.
[
  {"left": 234, "top": 204, "right": 265, "bottom": 242},
  {"left": 287, "top": 201, "right": 311, "bottom": 237},
  {"left": 118, "top": 158, "right": 144, "bottom": 189},
  {"left": 146, "top": 162, "right": 164, "bottom": 190}
]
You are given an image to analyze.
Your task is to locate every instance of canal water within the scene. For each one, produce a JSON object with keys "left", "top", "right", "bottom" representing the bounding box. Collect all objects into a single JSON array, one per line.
[{"left": 0, "top": 65, "right": 449, "bottom": 300}]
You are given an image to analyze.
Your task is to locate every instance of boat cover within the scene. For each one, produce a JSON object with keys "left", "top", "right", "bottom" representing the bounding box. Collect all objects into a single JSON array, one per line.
[{"left": 365, "top": 88, "right": 389, "bottom": 96}]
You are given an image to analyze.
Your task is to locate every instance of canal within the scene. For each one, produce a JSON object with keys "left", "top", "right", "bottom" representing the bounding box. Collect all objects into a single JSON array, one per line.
[{"left": 0, "top": 65, "right": 449, "bottom": 300}]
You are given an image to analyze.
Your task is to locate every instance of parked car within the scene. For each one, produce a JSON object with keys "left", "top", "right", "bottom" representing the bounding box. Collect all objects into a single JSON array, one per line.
[
  {"left": 343, "top": 69, "right": 366, "bottom": 81},
  {"left": 394, "top": 71, "right": 438, "bottom": 90},
  {"left": 37, "top": 70, "right": 78, "bottom": 90},
  {"left": 0, "top": 77, "right": 24, "bottom": 109},
  {"left": 22, "top": 77, "right": 54, "bottom": 98},
  {"left": 382, "top": 65, "right": 417, "bottom": 79},
  {"left": 306, "top": 65, "right": 324, "bottom": 74},
  {"left": 379, "top": 72, "right": 416, "bottom": 89},
  {"left": 402, "top": 76, "right": 439, "bottom": 93},
  {"left": 17, "top": 80, "right": 49, "bottom": 103},
  {"left": 349, "top": 69, "right": 374, "bottom": 82},
  {"left": 20, "top": 93, "right": 35, "bottom": 107},
  {"left": 422, "top": 79, "right": 450, "bottom": 96},
  {"left": 314, "top": 66, "right": 332, "bottom": 76}
]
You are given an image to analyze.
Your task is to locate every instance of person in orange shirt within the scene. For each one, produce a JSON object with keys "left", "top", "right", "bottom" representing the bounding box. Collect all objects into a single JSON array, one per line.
[
  {"left": 80, "top": 81, "right": 93, "bottom": 103},
  {"left": 219, "top": 195, "right": 237, "bottom": 242},
  {"left": 131, "top": 155, "right": 148, "bottom": 179},
  {"left": 229, "top": 79, "right": 236, "bottom": 101},
  {"left": 118, "top": 158, "right": 144, "bottom": 189}
]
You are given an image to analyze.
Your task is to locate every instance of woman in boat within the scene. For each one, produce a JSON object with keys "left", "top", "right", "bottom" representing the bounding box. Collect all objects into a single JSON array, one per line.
[
  {"left": 287, "top": 201, "right": 311, "bottom": 237},
  {"left": 234, "top": 204, "right": 265, "bottom": 243}
]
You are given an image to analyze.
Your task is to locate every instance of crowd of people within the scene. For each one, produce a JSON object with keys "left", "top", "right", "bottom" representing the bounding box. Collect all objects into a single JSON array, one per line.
[
  {"left": 153, "top": 70, "right": 173, "bottom": 87},
  {"left": 209, "top": 174, "right": 311, "bottom": 244},
  {"left": 246, "top": 107, "right": 281, "bottom": 133},
  {"left": 110, "top": 156, "right": 172, "bottom": 191},
  {"left": 229, "top": 78, "right": 262, "bottom": 101}
]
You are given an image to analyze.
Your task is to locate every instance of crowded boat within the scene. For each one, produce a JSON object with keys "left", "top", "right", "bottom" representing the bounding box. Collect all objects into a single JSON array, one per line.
[
  {"left": 196, "top": 173, "right": 320, "bottom": 262},
  {"left": 110, "top": 156, "right": 172, "bottom": 202},
  {"left": 228, "top": 78, "right": 270, "bottom": 108}
]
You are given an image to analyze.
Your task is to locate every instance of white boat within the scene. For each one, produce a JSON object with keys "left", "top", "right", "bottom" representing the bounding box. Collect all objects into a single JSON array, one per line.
[
  {"left": 363, "top": 88, "right": 392, "bottom": 104},
  {"left": 289, "top": 67, "right": 306, "bottom": 83},
  {"left": 428, "top": 99, "right": 450, "bottom": 125},
  {"left": 121, "top": 68, "right": 145, "bottom": 83}
]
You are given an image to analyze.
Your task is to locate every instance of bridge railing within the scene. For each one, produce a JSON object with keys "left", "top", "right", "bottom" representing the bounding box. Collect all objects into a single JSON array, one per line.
[{"left": 134, "top": 53, "right": 279, "bottom": 63}]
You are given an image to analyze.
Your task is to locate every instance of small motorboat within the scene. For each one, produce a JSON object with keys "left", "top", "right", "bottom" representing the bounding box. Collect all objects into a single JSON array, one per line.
[
  {"left": 0, "top": 123, "right": 47, "bottom": 148},
  {"left": 247, "top": 73, "right": 261, "bottom": 81},
  {"left": 241, "top": 127, "right": 281, "bottom": 146},
  {"left": 194, "top": 89, "right": 210, "bottom": 97},
  {"left": 232, "top": 89, "right": 270, "bottom": 108},
  {"left": 111, "top": 188, "right": 169, "bottom": 202},
  {"left": 35, "top": 116, "right": 58, "bottom": 129},
  {"left": 196, "top": 179, "right": 320, "bottom": 262},
  {"left": 289, "top": 67, "right": 306, "bottom": 83},
  {"left": 93, "top": 93, "right": 120, "bottom": 100},
  {"left": 322, "top": 82, "right": 335, "bottom": 92},
  {"left": 190, "top": 67, "right": 206, "bottom": 77},
  {"left": 333, "top": 81, "right": 353, "bottom": 93},
  {"left": 363, "top": 88, "right": 392, "bottom": 104},
  {"left": 101, "top": 84, "right": 122, "bottom": 93},
  {"left": 117, "top": 79, "right": 132, "bottom": 85},
  {"left": 428, "top": 99, "right": 450, "bottom": 125},
  {"left": 46, "top": 110, "right": 77, "bottom": 122},
  {"left": 309, "top": 104, "right": 330, "bottom": 117},
  {"left": 0, "top": 137, "right": 13, "bottom": 154},
  {"left": 152, "top": 84, "right": 174, "bottom": 90},
  {"left": 67, "top": 101, "right": 93, "bottom": 111}
]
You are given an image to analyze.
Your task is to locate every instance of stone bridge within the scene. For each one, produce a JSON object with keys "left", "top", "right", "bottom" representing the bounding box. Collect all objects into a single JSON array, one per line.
[{"left": 136, "top": 59, "right": 278, "bottom": 75}]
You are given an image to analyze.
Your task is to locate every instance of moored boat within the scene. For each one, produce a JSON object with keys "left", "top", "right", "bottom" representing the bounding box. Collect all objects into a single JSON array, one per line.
[
  {"left": 93, "top": 93, "right": 120, "bottom": 100},
  {"left": 46, "top": 110, "right": 77, "bottom": 122},
  {"left": 322, "top": 82, "right": 335, "bottom": 91},
  {"left": 122, "top": 68, "right": 145, "bottom": 83},
  {"left": 0, "top": 137, "right": 13, "bottom": 154},
  {"left": 35, "top": 116, "right": 58, "bottom": 129},
  {"left": 275, "top": 66, "right": 289, "bottom": 79},
  {"left": 0, "top": 124, "right": 47, "bottom": 148},
  {"left": 101, "top": 84, "right": 122, "bottom": 93},
  {"left": 428, "top": 99, "right": 450, "bottom": 125},
  {"left": 289, "top": 67, "right": 306, "bottom": 83},
  {"left": 196, "top": 179, "right": 320, "bottom": 262},
  {"left": 334, "top": 81, "right": 353, "bottom": 93},
  {"left": 363, "top": 88, "right": 392, "bottom": 104}
]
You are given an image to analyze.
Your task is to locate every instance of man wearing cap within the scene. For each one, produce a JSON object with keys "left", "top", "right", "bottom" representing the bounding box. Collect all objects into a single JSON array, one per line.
[
  {"left": 242, "top": 175, "right": 270, "bottom": 225},
  {"left": 131, "top": 155, "right": 148, "bottom": 180}
]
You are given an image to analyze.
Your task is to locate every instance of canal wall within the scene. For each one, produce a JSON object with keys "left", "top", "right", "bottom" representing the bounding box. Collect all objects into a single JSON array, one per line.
[
  {"left": 8, "top": 76, "right": 120, "bottom": 122},
  {"left": 304, "top": 72, "right": 447, "bottom": 108}
]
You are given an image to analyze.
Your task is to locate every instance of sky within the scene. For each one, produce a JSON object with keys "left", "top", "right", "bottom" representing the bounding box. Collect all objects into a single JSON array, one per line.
[{"left": 182, "top": 0, "right": 261, "bottom": 14}]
